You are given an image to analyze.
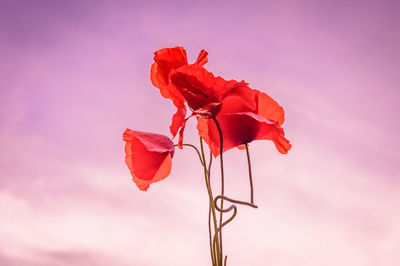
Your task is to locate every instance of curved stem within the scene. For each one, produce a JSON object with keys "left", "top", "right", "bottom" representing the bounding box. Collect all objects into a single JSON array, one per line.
[
  {"left": 245, "top": 144, "right": 255, "bottom": 204},
  {"left": 215, "top": 203, "right": 237, "bottom": 227},
  {"left": 175, "top": 143, "right": 204, "bottom": 165},
  {"left": 212, "top": 195, "right": 258, "bottom": 266},
  {"left": 214, "top": 195, "right": 258, "bottom": 210},
  {"left": 212, "top": 117, "right": 225, "bottom": 265}
]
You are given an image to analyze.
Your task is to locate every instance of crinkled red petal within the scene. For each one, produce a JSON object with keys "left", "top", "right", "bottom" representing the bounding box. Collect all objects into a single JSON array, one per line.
[
  {"left": 257, "top": 91, "right": 285, "bottom": 126},
  {"left": 197, "top": 112, "right": 291, "bottom": 157},
  {"left": 195, "top": 49, "right": 208, "bottom": 66},
  {"left": 123, "top": 129, "right": 174, "bottom": 191},
  {"left": 170, "top": 64, "right": 242, "bottom": 112}
]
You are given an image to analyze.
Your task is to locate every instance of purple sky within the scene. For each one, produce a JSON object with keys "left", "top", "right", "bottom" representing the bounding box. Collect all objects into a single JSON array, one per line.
[{"left": 1, "top": 1, "right": 399, "bottom": 265}]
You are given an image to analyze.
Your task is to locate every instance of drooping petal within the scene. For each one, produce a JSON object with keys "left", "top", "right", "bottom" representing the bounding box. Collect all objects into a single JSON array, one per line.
[
  {"left": 177, "top": 113, "right": 196, "bottom": 149},
  {"left": 170, "top": 104, "right": 187, "bottom": 137},
  {"left": 129, "top": 130, "right": 175, "bottom": 155},
  {"left": 123, "top": 129, "right": 175, "bottom": 191},
  {"left": 257, "top": 91, "right": 285, "bottom": 126},
  {"left": 131, "top": 154, "right": 172, "bottom": 191},
  {"left": 197, "top": 112, "right": 291, "bottom": 157},
  {"left": 150, "top": 47, "right": 189, "bottom": 137}
]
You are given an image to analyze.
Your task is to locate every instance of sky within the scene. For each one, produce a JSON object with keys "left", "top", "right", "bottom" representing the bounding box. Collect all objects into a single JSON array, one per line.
[{"left": 0, "top": 0, "right": 399, "bottom": 265}]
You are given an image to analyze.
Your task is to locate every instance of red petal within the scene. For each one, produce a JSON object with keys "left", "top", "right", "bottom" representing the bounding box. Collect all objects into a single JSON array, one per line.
[
  {"left": 192, "top": 102, "right": 222, "bottom": 118},
  {"left": 151, "top": 47, "right": 188, "bottom": 88},
  {"left": 170, "top": 65, "right": 241, "bottom": 112},
  {"left": 197, "top": 112, "right": 291, "bottom": 157},
  {"left": 237, "top": 144, "right": 246, "bottom": 150},
  {"left": 150, "top": 47, "right": 189, "bottom": 137},
  {"left": 257, "top": 91, "right": 285, "bottom": 126},
  {"left": 220, "top": 83, "right": 257, "bottom": 113},
  {"left": 195, "top": 49, "right": 208, "bottom": 66},
  {"left": 170, "top": 105, "right": 187, "bottom": 137},
  {"left": 177, "top": 113, "right": 194, "bottom": 149},
  {"left": 123, "top": 129, "right": 175, "bottom": 191},
  {"left": 131, "top": 154, "right": 173, "bottom": 191}
]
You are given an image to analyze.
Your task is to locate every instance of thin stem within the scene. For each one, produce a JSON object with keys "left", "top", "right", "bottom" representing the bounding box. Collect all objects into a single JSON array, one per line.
[
  {"left": 208, "top": 201, "right": 213, "bottom": 265},
  {"left": 214, "top": 203, "right": 237, "bottom": 227},
  {"left": 212, "top": 117, "right": 225, "bottom": 265},
  {"left": 207, "top": 151, "right": 213, "bottom": 179},
  {"left": 200, "top": 138, "right": 220, "bottom": 265},
  {"left": 175, "top": 143, "right": 204, "bottom": 165},
  {"left": 207, "top": 151, "right": 214, "bottom": 264},
  {"left": 245, "top": 144, "right": 254, "bottom": 204},
  {"left": 179, "top": 142, "right": 217, "bottom": 265},
  {"left": 212, "top": 195, "right": 258, "bottom": 266},
  {"left": 214, "top": 195, "right": 258, "bottom": 210}
]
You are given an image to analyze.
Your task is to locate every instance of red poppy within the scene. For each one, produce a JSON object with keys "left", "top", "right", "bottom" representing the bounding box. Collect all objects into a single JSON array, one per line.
[
  {"left": 168, "top": 64, "right": 250, "bottom": 147},
  {"left": 150, "top": 46, "right": 290, "bottom": 155},
  {"left": 197, "top": 112, "right": 291, "bottom": 157},
  {"left": 167, "top": 62, "right": 290, "bottom": 153},
  {"left": 196, "top": 83, "right": 291, "bottom": 156},
  {"left": 150, "top": 47, "right": 208, "bottom": 137},
  {"left": 123, "top": 129, "right": 175, "bottom": 191}
]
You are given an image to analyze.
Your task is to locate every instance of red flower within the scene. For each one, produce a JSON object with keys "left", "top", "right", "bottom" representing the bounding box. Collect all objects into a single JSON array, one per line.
[
  {"left": 168, "top": 63, "right": 290, "bottom": 154},
  {"left": 123, "top": 129, "right": 175, "bottom": 191},
  {"left": 169, "top": 64, "right": 251, "bottom": 147},
  {"left": 150, "top": 46, "right": 291, "bottom": 155},
  {"left": 197, "top": 84, "right": 291, "bottom": 156},
  {"left": 150, "top": 47, "right": 208, "bottom": 137},
  {"left": 197, "top": 112, "right": 291, "bottom": 157}
]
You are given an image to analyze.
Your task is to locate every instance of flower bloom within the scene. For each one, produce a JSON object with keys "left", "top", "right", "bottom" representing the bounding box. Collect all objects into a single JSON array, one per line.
[
  {"left": 150, "top": 47, "right": 208, "bottom": 137},
  {"left": 123, "top": 129, "right": 175, "bottom": 191},
  {"left": 150, "top": 46, "right": 291, "bottom": 155},
  {"left": 196, "top": 83, "right": 291, "bottom": 156},
  {"left": 197, "top": 111, "right": 291, "bottom": 157},
  {"left": 168, "top": 60, "right": 290, "bottom": 155}
]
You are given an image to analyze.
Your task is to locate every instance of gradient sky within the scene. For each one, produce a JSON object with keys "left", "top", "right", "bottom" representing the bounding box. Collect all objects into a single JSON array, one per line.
[{"left": 1, "top": 0, "right": 399, "bottom": 265}]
